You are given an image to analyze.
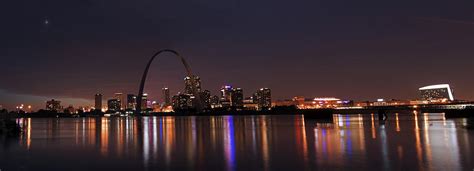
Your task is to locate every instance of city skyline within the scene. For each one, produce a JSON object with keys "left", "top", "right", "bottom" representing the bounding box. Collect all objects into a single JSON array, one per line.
[
  {"left": 2, "top": 1, "right": 474, "bottom": 171},
  {"left": 0, "top": 80, "right": 460, "bottom": 111}
]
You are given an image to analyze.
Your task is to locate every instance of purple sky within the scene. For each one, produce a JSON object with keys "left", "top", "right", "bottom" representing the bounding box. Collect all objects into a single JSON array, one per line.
[{"left": 1, "top": 0, "right": 474, "bottom": 110}]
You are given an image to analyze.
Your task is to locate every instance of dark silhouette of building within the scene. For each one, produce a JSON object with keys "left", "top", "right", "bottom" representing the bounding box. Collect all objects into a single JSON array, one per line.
[
  {"left": 210, "top": 95, "right": 220, "bottom": 108},
  {"left": 162, "top": 88, "right": 171, "bottom": 105},
  {"left": 231, "top": 88, "right": 244, "bottom": 108},
  {"left": 64, "top": 105, "right": 75, "bottom": 114},
  {"left": 127, "top": 94, "right": 136, "bottom": 110},
  {"left": 115, "top": 93, "right": 125, "bottom": 110},
  {"left": 46, "top": 99, "right": 62, "bottom": 111},
  {"left": 141, "top": 94, "right": 148, "bottom": 110},
  {"left": 200, "top": 90, "right": 211, "bottom": 109},
  {"left": 107, "top": 99, "right": 121, "bottom": 111},
  {"left": 172, "top": 93, "right": 192, "bottom": 111},
  {"left": 256, "top": 88, "right": 272, "bottom": 110},
  {"left": 94, "top": 94, "right": 102, "bottom": 110}
]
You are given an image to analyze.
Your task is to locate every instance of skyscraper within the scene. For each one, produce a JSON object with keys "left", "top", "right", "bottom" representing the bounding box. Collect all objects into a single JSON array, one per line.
[
  {"left": 115, "top": 93, "right": 125, "bottom": 110},
  {"left": 231, "top": 88, "right": 244, "bottom": 108},
  {"left": 200, "top": 90, "right": 211, "bottom": 109},
  {"left": 127, "top": 94, "right": 136, "bottom": 110},
  {"left": 162, "top": 87, "right": 171, "bottom": 105},
  {"left": 256, "top": 88, "right": 272, "bottom": 110},
  {"left": 184, "top": 76, "right": 201, "bottom": 94},
  {"left": 220, "top": 85, "right": 233, "bottom": 107},
  {"left": 141, "top": 93, "right": 148, "bottom": 110},
  {"left": 94, "top": 94, "right": 103, "bottom": 110}
]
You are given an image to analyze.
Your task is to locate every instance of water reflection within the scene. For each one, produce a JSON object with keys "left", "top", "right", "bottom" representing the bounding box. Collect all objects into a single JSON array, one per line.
[{"left": 3, "top": 114, "right": 473, "bottom": 170}]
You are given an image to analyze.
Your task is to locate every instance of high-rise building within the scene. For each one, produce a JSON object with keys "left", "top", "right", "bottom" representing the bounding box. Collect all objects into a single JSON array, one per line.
[
  {"left": 220, "top": 85, "right": 233, "bottom": 107},
  {"left": 94, "top": 94, "right": 102, "bottom": 110},
  {"left": 419, "top": 84, "right": 454, "bottom": 101},
  {"left": 184, "top": 76, "right": 201, "bottom": 95},
  {"left": 46, "top": 99, "right": 62, "bottom": 111},
  {"left": 127, "top": 94, "right": 136, "bottom": 110},
  {"left": 256, "top": 88, "right": 272, "bottom": 110},
  {"left": 141, "top": 93, "right": 148, "bottom": 110},
  {"left": 114, "top": 93, "right": 125, "bottom": 110},
  {"left": 231, "top": 88, "right": 244, "bottom": 108},
  {"left": 252, "top": 93, "right": 259, "bottom": 104},
  {"left": 107, "top": 99, "right": 121, "bottom": 111},
  {"left": 162, "top": 88, "right": 171, "bottom": 105},
  {"left": 200, "top": 90, "right": 211, "bottom": 109}
]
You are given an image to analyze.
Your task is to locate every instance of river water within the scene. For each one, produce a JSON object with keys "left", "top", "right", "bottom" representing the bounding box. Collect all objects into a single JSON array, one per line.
[{"left": 1, "top": 113, "right": 473, "bottom": 170}]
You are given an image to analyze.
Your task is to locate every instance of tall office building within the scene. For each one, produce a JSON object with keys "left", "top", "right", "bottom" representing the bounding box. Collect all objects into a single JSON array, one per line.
[
  {"left": 184, "top": 76, "right": 201, "bottom": 94},
  {"left": 141, "top": 93, "right": 148, "bottom": 110},
  {"left": 200, "top": 90, "right": 211, "bottom": 109},
  {"left": 114, "top": 93, "right": 125, "bottom": 110},
  {"left": 127, "top": 94, "right": 136, "bottom": 110},
  {"left": 162, "top": 88, "right": 171, "bottom": 105},
  {"left": 256, "top": 88, "right": 272, "bottom": 110},
  {"left": 220, "top": 85, "right": 233, "bottom": 107},
  {"left": 94, "top": 94, "right": 103, "bottom": 110},
  {"left": 231, "top": 88, "right": 244, "bottom": 108}
]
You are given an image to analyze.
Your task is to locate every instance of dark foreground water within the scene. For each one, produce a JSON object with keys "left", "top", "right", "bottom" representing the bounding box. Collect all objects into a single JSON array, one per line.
[{"left": 1, "top": 113, "right": 473, "bottom": 171}]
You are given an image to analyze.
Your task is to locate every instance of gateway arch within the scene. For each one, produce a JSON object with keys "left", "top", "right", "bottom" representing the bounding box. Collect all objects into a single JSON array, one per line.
[{"left": 135, "top": 49, "right": 202, "bottom": 114}]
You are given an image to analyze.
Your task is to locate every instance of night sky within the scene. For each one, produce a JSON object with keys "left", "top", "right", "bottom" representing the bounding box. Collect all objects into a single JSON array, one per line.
[{"left": 1, "top": 0, "right": 474, "bottom": 110}]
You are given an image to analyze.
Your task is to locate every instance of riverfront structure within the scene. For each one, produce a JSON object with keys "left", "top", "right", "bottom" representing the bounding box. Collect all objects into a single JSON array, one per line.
[{"left": 419, "top": 84, "right": 454, "bottom": 101}]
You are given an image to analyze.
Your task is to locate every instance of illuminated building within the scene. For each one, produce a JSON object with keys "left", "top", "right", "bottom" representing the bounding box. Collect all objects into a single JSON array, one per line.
[
  {"left": 162, "top": 88, "right": 171, "bottom": 105},
  {"left": 220, "top": 85, "right": 233, "bottom": 107},
  {"left": 94, "top": 94, "right": 102, "bottom": 110},
  {"left": 252, "top": 92, "right": 259, "bottom": 103},
  {"left": 243, "top": 97, "right": 258, "bottom": 110},
  {"left": 419, "top": 84, "right": 454, "bottom": 101},
  {"left": 273, "top": 99, "right": 298, "bottom": 107},
  {"left": 218, "top": 85, "right": 244, "bottom": 109},
  {"left": 152, "top": 101, "right": 161, "bottom": 112},
  {"left": 46, "top": 99, "right": 62, "bottom": 111},
  {"left": 373, "top": 99, "right": 409, "bottom": 106},
  {"left": 127, "top": 94, "right": 136, "bottom": 110},
  {"left": 275, "top": 96, "right": 353, "bottom": 109},
  {"left": 210, "top": 95, "right": 220, "bottom": 108},
  {"left": 172, "top": 93, "right": 192, "bottom": 111},
  {"left": 256, "top": 88, "right": 272, "bottom": 110},
  {"left": 141, "top": 93, "right": 148, "bottom": 110},
  {"left": 184, "top": 76, "right": 201, "bottom": 94},
  {"left": 115, "top": 93, "right": 125, "bottom": 110},
  {"left": 107, "top": 99, "right": 121, "bottom": 111},
  {"left": 200, "top": 90, "right": 211, "bottom": 109},
  {"left": 231, "top": 88, "right": 244, "bottom": 108}
]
